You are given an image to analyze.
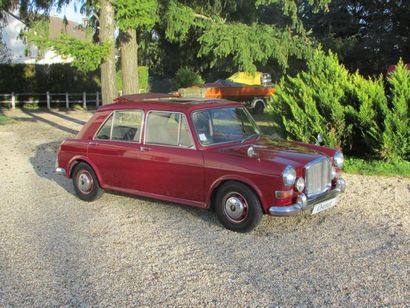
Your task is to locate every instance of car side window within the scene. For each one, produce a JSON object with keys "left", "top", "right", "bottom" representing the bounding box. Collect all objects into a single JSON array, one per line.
[
  {"left": 95, "top": 114, "right": 113, "bottom": 140},
  {"left": 146, "top": 112, "right": 194, "bottom": 148},
  {"left": 95, "top": 110, "right": 143, "bottom": 142},
  {"left": 112, "top": 110, "right": 143, "bottom": 142},
  {"left": 179, "top": 115, "right": 194, "bottom": 148}
]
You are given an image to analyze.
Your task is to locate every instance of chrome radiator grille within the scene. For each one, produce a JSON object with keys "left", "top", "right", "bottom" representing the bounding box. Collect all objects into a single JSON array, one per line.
[{"left": 305, "top": 157, "right": 332, "bottom": 197}]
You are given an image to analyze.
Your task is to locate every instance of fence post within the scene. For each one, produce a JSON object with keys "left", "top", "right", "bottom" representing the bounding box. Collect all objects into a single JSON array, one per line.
[
  {"left": 83, "top": 92, "right": 86, "bottom": 109},
  {"left": 65, "top": 92, "right": 69, "bottom": 109},
  {"left": 96, "top": 92, "right": 100, "bottom": 107},
  {"left": 46, "top": 91, "right": 51, "bottom": 109},
  {"left": 11, "top": 92, "right": 15, "bottom": 109}
]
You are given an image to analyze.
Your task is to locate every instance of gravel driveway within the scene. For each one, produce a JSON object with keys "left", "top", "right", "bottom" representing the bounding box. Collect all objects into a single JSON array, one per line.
[{"left": 0, "top": 109, "right": 409, "bottom": 306}]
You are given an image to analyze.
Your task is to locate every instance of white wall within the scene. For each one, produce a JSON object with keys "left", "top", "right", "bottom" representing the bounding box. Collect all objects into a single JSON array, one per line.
[{"left": 1, "top": 11, "right": 72, "bottom": 64}]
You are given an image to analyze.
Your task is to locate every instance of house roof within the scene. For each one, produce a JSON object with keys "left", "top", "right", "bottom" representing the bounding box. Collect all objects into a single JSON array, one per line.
[{"left": 48, "top": 16, "right": 86, "bottom": 41}]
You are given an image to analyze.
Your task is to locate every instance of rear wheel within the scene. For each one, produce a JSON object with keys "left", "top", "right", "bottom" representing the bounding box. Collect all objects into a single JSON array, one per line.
[
  {"left": 215, "top": 182, "right": 263, "bottom": 232},
  {"left": 72, "top": 162, "right": 103, "bottom": 202},
  {"left": 253, "top": 99, "right": 265, "bottom": 114}
]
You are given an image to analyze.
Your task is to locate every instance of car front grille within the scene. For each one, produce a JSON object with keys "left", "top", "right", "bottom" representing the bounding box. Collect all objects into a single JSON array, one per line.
[{"left": 305, "top": 157, "right": 331, "bottom": 197}]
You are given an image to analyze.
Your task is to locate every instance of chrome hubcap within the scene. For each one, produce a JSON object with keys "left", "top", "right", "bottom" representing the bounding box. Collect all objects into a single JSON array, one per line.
[
  {"left": 77, "top": 171, "right": 93, "bottom": 194},
  {"left": 224, "top": 193, "right": 248, "bottom": 223}
]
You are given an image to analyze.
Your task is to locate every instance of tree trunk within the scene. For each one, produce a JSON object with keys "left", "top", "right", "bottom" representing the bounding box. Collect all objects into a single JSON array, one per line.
[
  {"left": 120, "top": 28, "right": 139, "bottom": 95},
  {"left": 99, "top": 0, "right": 117, "bottom": 104}
]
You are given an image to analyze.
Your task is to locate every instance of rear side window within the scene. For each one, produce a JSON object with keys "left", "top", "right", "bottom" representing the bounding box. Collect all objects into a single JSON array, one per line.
[
  {"left": 95, "top": 114, "right": 113, "bottom": 140},
  {"left": 95, "top": 110, "right": 143, "bottom": 142}
]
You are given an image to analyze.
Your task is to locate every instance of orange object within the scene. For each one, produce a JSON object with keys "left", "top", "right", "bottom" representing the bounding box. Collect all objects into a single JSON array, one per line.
[{"left": 179, "top": 80, "right": 275, "bottom": 102}]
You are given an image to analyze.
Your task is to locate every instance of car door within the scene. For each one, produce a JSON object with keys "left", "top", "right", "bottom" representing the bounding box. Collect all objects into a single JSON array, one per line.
[
  {"left": 87, "top": 109, "right": 145, "bottom": 190},
  {"left": 138, "top": 111, "right": 205, "bottom": 204}
]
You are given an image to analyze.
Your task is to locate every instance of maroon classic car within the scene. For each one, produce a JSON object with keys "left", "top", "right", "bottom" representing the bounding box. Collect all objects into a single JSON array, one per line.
[{"left": 56, "top": 94, "right": 346, "bottom": 232}]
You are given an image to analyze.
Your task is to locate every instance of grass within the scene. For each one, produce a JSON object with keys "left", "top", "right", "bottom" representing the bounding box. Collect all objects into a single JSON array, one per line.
[
  {"left": 0, "top": 115, "right": 15, "bottom": 125},
  {"left": 344, "top": 157, "right": 410, "bottom": 178}
]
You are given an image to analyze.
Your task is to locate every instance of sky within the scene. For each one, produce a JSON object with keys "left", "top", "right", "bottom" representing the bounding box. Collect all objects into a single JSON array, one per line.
[{"left": 49, "top": 2, "right": 86, "bottom": 24}]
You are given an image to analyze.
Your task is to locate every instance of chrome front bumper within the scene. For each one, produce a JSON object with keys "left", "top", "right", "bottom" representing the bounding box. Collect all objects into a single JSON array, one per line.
[{"left": 269, "top": 178, "right": 346, "bottom": 216}]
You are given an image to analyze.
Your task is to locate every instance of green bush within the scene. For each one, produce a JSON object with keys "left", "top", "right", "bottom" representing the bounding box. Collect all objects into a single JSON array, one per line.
[
  {"left": 382, "top": 61, "right": 410, "bottom": 161},
  {"left": 269, "top": 50, "right": 410, "bottom": 162},
  {"left": 0, "top": 64, "right": 100, "bottom": 93},
  {"left": 269, "top": 50, "right": 352, "bottom": 149},
  {"left": 346, "top": 73, "right": 388, "bottom": 157},
  {"left": 172, "top": 67, "right": 204, "bottom": 90}
]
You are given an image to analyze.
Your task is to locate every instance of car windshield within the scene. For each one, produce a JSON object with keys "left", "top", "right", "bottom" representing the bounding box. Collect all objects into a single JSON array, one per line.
[{"left": 191, "top": 107, "right": 262, "bottom": 146}]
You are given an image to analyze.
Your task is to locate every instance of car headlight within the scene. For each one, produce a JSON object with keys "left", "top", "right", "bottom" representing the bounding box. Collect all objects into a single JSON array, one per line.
[
  {"left": 295, "top": 177, "right": 305, "bottom": 192},
  {"left": 334, "top": 151, "right": 344, "bottom": 168},
  {"left": 282, "top": 166, "right": 296, "bottom": 186}
]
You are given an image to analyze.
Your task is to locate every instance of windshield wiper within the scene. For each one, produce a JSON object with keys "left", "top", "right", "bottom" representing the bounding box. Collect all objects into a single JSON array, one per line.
[{"left": 241, "top": 133, "right": 261, "bottom": 144}]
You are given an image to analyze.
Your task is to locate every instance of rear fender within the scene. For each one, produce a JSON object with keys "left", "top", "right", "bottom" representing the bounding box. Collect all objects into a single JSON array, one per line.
[{"left": 68, "top": 156, "right": 104, "bottom": 187}]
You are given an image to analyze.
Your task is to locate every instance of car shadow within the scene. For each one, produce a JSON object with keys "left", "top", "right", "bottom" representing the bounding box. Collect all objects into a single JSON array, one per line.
[
  {"left": 30, "top": 140, "right": 76, "bottom": 195},
  {"left": 30, "top": 139, "right": 221, "bottom": 228}
]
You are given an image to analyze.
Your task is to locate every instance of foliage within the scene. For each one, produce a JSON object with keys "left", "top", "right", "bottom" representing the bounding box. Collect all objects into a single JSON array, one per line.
[
  {"left": 345, "top": 73, "right": 387, "bottom": 157},
  {"left": 382, "top": 61, "right": 410, "bottom": 161},
  {"left": 344, "top": 157, "right": 410, "bottom": 178},
  {"left": 270, "top": 50, "right": 410, "bottom": 162},
  {"left": 114, "top": 0, "right": 158, "bottom": 31},
  {"left": 0, "top": 64, "right": 100, "bottom": 93},
  {"left": 24, "top": 31, "right": 110, "bottom": 72},
  {"left": 269, "top": 49, "right": 351, "bottom": 148},
  {"left": 198, "top": 23, "right": 313, "bottom": 72},
  {"left": 172, "top": 67, "right": 204, "bottom": 90},
  {"left": 163, "top": 0, "right": 330, "bottom": 73},
  {"left": 302, "top": 0, "right": 410, "bottom": 75}
]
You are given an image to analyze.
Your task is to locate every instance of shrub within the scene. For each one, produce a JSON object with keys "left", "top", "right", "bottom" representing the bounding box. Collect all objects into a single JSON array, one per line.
[
  {"left": 270, "top": 50, "right": 351, "bottom": 149},
  {"left": 0, "top": 64, "right": 100, "bottom": 93},
  {"left": 172, "top": 67, "right": 204, "bottom": 90},
  {"left": 382, "top": 61, "right": 410, "bottom": 161},
  {"left": 269, "top": 50, "right": 410, "bottom": 162},
  {"left": 345, "top": 73, "right": 388, "bottom": 157}
]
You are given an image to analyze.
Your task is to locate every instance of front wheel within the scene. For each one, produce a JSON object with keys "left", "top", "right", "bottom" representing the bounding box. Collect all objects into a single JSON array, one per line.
[
  {"left": 72, "top": 162, "right": 104, "bottom": 202},
  {"left": 215, "top": 182, "right": 263, "bottom": 232}
]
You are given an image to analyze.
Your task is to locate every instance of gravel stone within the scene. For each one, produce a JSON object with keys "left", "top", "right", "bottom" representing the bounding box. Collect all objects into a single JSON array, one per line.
[{"left": 0, "top": 109, "right": 409, "bottom": 306}]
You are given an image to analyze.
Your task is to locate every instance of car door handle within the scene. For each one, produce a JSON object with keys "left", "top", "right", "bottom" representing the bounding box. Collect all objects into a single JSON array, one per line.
[
  {"left": 89, "top": 141, "right": 98, "bottom": 145},
  {"left": 140, "top": 146, "right": 151, "bottom": 152}
]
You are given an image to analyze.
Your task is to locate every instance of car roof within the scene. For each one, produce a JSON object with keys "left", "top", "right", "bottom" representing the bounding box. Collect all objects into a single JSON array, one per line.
[{"left": 97, "top": 93, "right": 243, "bottom": 113}]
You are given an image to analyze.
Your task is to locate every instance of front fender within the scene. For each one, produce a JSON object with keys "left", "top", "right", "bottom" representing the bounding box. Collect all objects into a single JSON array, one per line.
[{"left": 206, "top": 174, "right": 267, "bottom": 210}]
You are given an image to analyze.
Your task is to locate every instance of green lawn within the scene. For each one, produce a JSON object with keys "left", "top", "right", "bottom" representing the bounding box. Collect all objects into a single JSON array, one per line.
[
  {"left": 344, "top": 158, "right": 410, "bottom": 178},
  {"left": 0, "top": 115, "right": 15, "bottom": 125}
]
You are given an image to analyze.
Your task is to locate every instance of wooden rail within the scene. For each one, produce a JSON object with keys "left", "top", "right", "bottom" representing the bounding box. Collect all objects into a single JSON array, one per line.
[{"left": 0, "top": 92, "right": 101, "bottom": 109}]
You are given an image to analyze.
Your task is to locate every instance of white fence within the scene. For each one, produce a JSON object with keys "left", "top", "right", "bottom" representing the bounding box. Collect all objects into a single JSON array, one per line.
[{"left": 0, "top": 92, "right": 101, "bottom": 109}]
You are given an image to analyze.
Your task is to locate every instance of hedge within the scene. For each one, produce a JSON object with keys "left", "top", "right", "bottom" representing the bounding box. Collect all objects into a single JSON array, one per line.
[{"left": 0, "top": 64, "right": 100, "bottom": 93}]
